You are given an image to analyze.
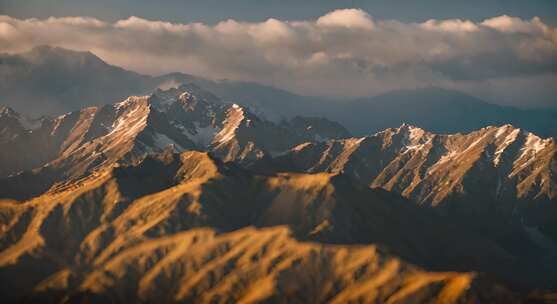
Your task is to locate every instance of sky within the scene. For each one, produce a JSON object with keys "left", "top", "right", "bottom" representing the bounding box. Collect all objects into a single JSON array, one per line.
[
  {"left": 1, "top": 1, "right": 556, "bottom": 107},
  {"left": 2, "top": 0, "right": 557, "bottom": 25}
]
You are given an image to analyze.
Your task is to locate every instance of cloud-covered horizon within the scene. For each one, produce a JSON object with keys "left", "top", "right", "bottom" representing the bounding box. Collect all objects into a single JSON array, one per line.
[{"left": 1, "top": 9, "right": 556, "bottom": 106}]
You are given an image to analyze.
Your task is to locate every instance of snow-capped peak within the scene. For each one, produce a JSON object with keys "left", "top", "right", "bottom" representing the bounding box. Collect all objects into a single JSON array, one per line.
[
  {"left": 394, "top": 123, "right": 431, "bottom": 152},
  {"left": 115, "top": 95, "right": 151, "bottom": 111}
]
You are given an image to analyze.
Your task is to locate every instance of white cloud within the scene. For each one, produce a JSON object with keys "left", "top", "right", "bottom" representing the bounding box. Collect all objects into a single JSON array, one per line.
[
  {"left": 421, "top": 19, "right": 479, "bottom": 32},
  {"left": 0, "top": 10, "right": 556, "bottom": 106},
  {"left": 316, "top": 9, "right": 374, "bottom": 30},
  {"left": 482, "top": 15, "right": 546, "bottom": 33}
]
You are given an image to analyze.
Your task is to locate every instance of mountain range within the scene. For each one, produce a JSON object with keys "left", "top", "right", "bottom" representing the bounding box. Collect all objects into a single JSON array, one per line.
[
  {"left": 2, "top": 46, "right": 556, "bottom": 138},
  {"left": 0, "top": 150, "right": 522, "bottom": 303},
  {"left": 0, "top": 81, "right": 556, "bottom": 302}
]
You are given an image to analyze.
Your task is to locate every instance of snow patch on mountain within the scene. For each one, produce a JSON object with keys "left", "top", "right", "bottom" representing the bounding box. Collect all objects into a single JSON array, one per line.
[
  {"left": 109, "top": 96, "right": 150, "bottom": 137},
  {"left": 397, "top": 124, "right": 431, "bottom": 152},
  {"left": 493, "top": 126, "right": 520, "bottom": 167},
  {"left": 292, "top": 142, "right": 313, "bottom": 152},
  {"left": 213, "top": 104, "right": 245, "bottom": 146},
  {"left": 50, "top": 113, "right": 69, "bottom": 135},
  {"left": 518, "top": 133, "right": 549, "bottom": 160}
]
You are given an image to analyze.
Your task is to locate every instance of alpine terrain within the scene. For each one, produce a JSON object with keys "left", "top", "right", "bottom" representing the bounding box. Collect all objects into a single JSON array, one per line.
[{"left": 0, "top": 83, "right": 556, "bottom": 303}]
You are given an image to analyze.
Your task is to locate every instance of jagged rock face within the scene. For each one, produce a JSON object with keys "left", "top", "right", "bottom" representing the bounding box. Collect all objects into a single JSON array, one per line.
[
  {"left": 50, "top": 96, "right": 196, "bottom": 172},
  {"left": 209, "top": 109, "right": 352, "bottom": 164},
  {"left": 0, "top": 151, "right": 521, "bottom": 303},
  {"left": 0, "top": 105, "right": 77, "bottom": 177},
  {"left": 1, "top": 86, "right": 557, "bottom": 302},
  {"left": 268, "top": 124, "right": 557, "bottom": 240},
  {"left": 0, "top": 96, "right": 197, "bottom": 199},
  {"left": 210, "top": 104, "right": 305, "bottom": 162},
  {"left": 154, "top": 84, "right": 226, "bottom": 145},
  {"left": 0, "top": 85, "right": 350, "bottom": 199},
  {"left": 154, "top": 85, "right": 233, "bottom": 149},
  {"left": 154, "top": 85, "right": 331, "bottom": 164}
]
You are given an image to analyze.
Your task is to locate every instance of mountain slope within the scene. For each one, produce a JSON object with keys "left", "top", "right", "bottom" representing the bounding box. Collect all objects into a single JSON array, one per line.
[
  {"left": 0, "top": 151, "right": 521, "bottom": 303},
  {"left": 144, "top": 84, "right": 349, "bottom": 164},
  {"left": 0, "top": 85, "right": 347, "bottom": 199},
  {"left": 1, "top": 48, "right": 556, "bottom": 301},
  {"left": 263, "top": 124, "right": 557, "bottom": 244},
  {"left": 0, "top": 95, "right": 197, "bottom": 199}
]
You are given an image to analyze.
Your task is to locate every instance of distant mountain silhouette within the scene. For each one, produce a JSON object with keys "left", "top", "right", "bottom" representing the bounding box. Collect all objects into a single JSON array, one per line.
[
  {"left": 321, "top": 87, "right": 557, "bottom": 137},
  {"left": 2, "top": 46, "right": 556, "bottom": 138}
]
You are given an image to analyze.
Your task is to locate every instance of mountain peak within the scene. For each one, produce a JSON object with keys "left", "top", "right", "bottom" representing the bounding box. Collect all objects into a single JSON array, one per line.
[
  {"left": 0, "top": 105, "right": 18, "bottom": 117},
  {"left": 371, "top": 123, "right": 431, "bottom": 149},
  {"left": 150, "top": 83, "right": 223, "bottom": 110},
  {"left": 23, "top": 45, "right": 105, "bottom": 66},
  {"left": 398, "top": 122, "right": 424, "bottom": 132},
  {"left": 29, "top": 45, "right": 65, "bottom": 54},
  {"left": 115, "top": 95, "right": 151, "bottom": 110}
]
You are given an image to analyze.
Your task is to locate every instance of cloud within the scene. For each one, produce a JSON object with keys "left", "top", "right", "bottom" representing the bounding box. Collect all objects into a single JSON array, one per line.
[
  {"left": 482, "top": 15, "right": 547, "bottom": 33},
  {"left": 421, "top": 19, "right": 479, "bottom": 32},
  {"left": 316, "top": 9, "right": 375, "bottom": 30},
  {"left": 0, "top": 10, "right": 556, "bottom": 106}
]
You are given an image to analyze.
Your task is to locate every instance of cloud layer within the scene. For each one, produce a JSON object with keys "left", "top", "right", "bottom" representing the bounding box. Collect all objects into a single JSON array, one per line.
[{"left": 1, "top": 9, "right": 556, "bottom": 106}]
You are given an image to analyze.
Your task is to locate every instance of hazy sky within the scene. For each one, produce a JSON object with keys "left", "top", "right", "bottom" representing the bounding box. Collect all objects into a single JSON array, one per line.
[
  {"left": 1, "top": 1, "right": 556, "bottom": 107},
  {"left": 2, "top": 0, "right": 557, "bottom": 25}
]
